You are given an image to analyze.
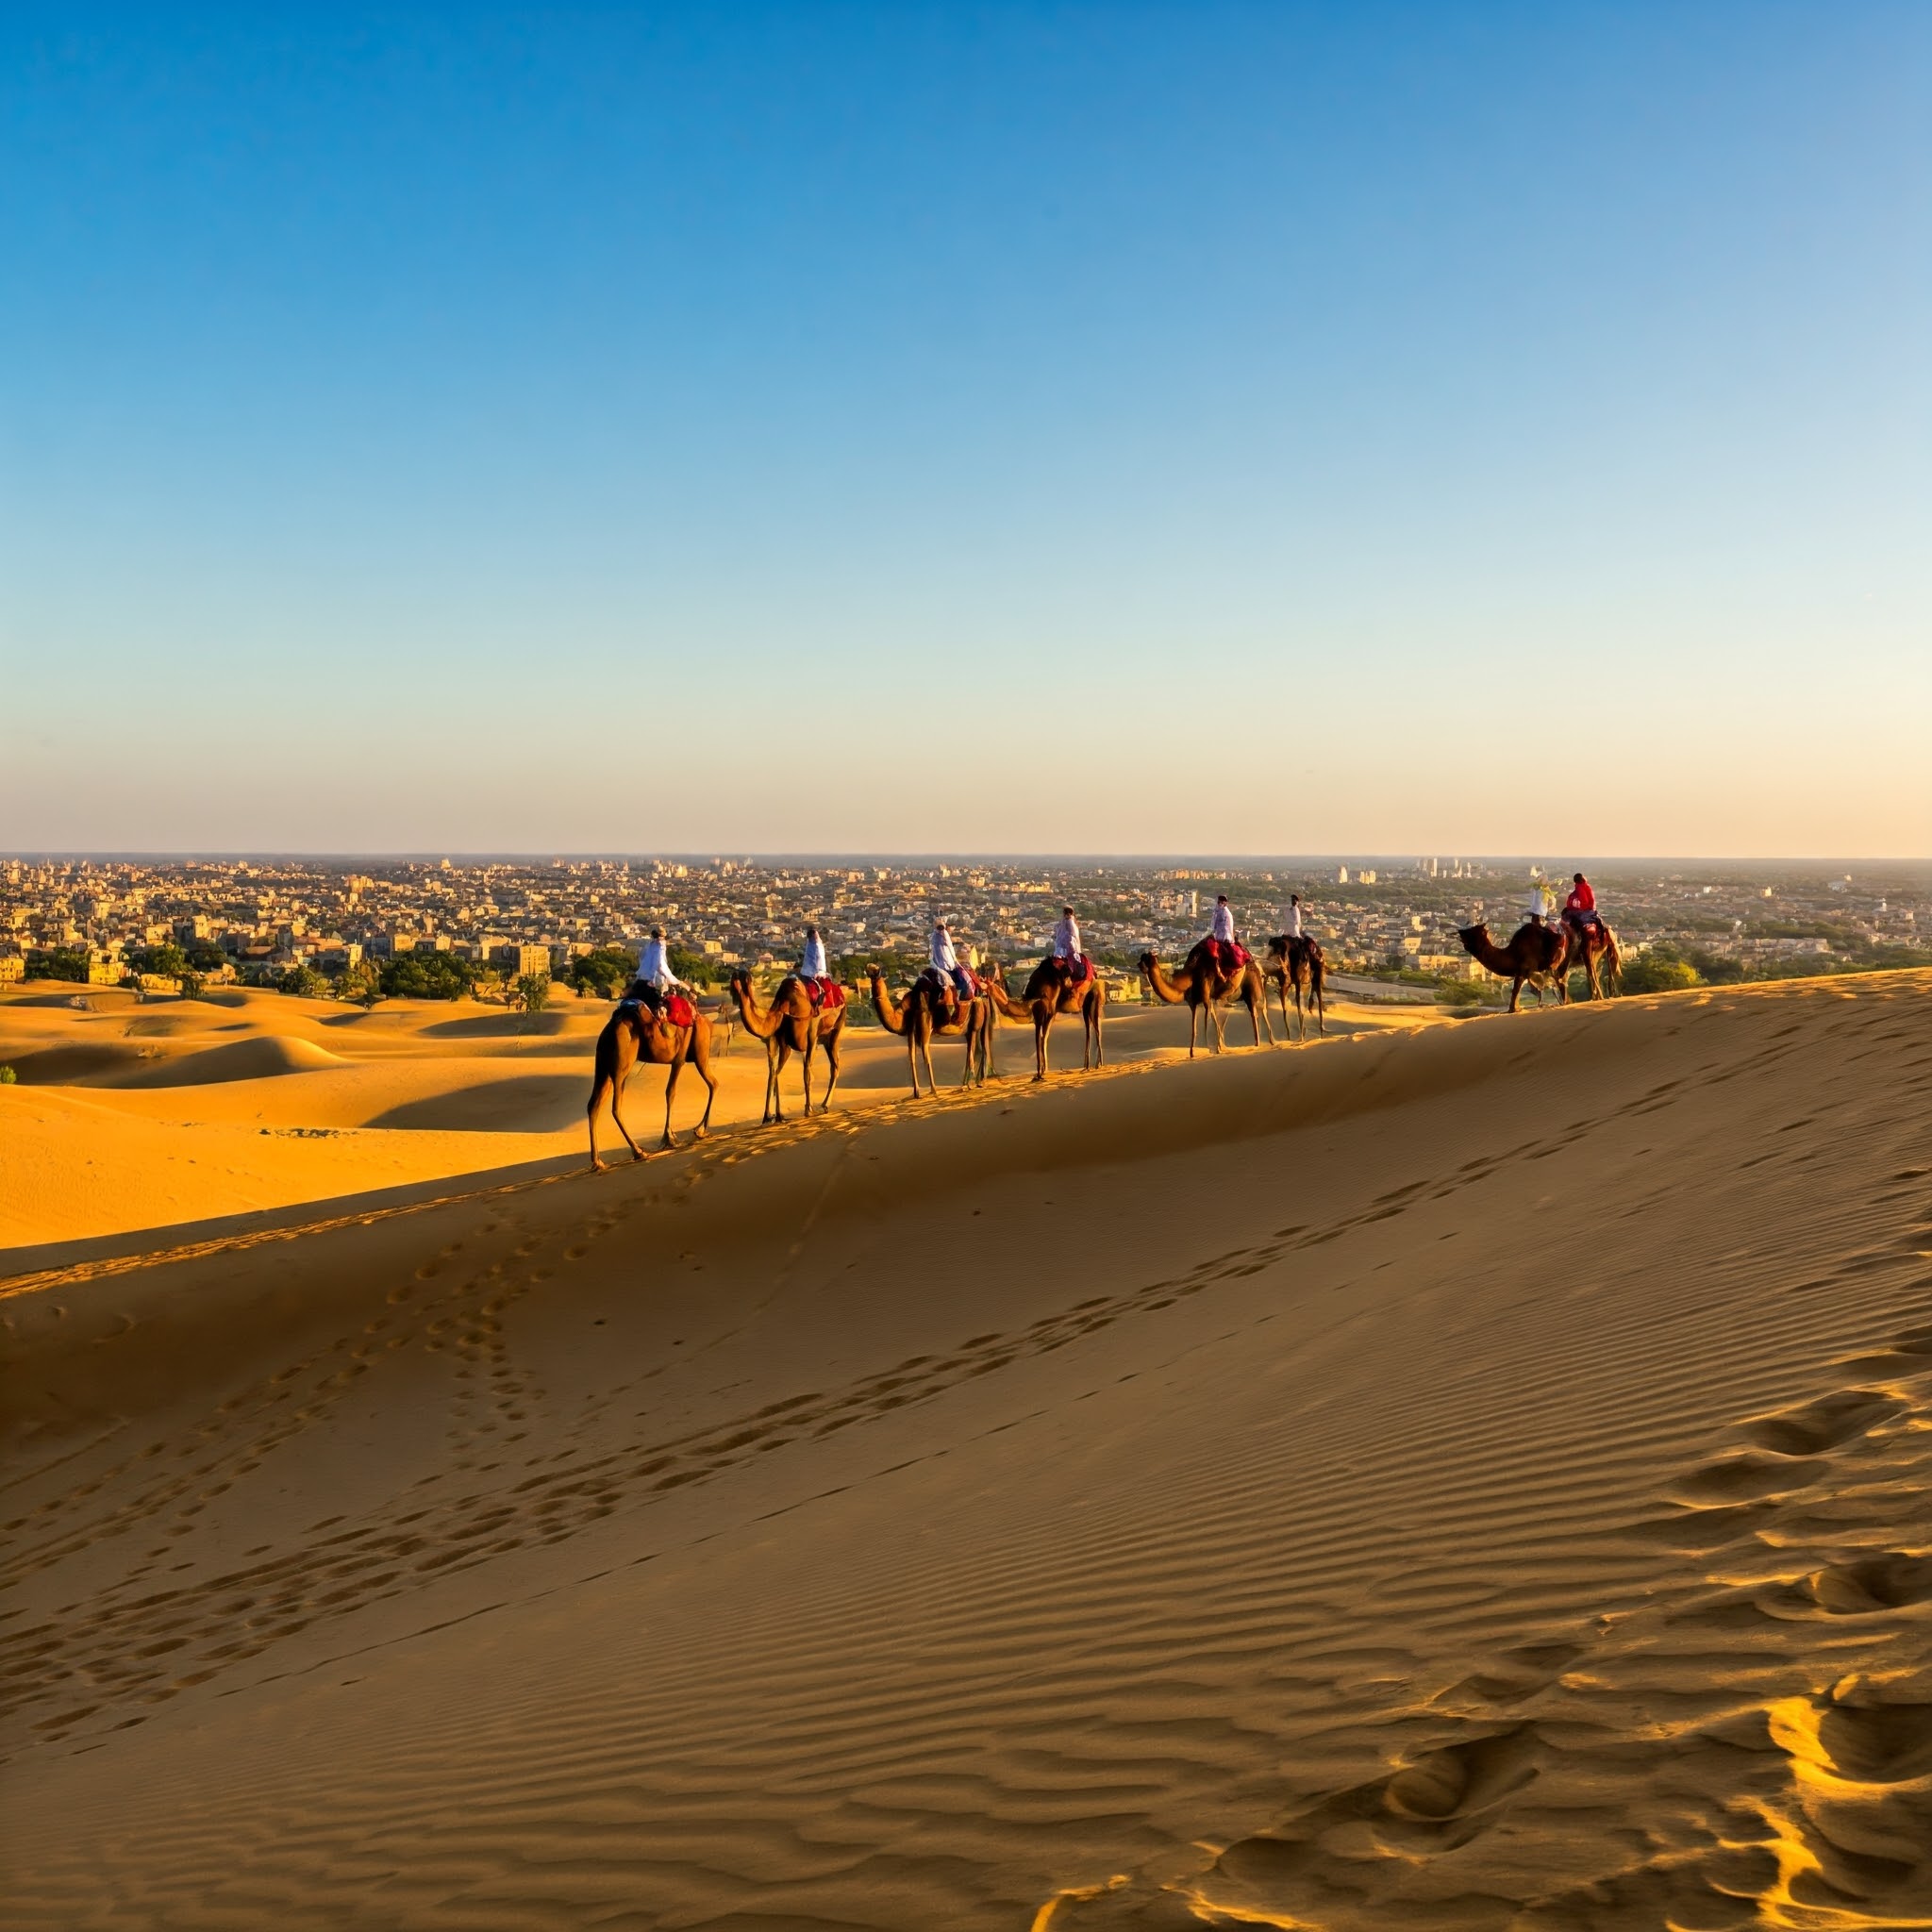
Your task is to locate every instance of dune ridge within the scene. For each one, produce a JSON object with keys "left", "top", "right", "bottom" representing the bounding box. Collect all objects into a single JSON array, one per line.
[{"left": 2, "top": 973, "right": 1928, "bottom": 1928}]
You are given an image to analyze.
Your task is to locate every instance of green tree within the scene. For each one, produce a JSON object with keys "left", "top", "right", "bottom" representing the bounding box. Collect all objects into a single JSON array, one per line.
[
  {"left": 337, "top": 959, "right": 384, "bottom": 1008},
  {"left": 1622, "top": 948, "right": 1701, "bottom": 995},
  {"left": 279, "top": 963, "right": 328, "bottom": 998},
  {"left": 26, "top": 947, "right": 90, "bottom": 983},
  {"left": 569, "top": 946, "right": 637, "bottom": 998},
  {"left": 667, "top": 943, "right": 719, "bottom": 990},
  {"left": 127, "top": 942, "right": 192, "bottom": 979},
  {"left": 378, "top": 952, "right": 478, "bottom": 1001},
  {"left": 513, "top": 972, "right": 552, "bottom": 1015},
  {"left": 0, "top": 1065, "right": 16, "bottom": 1085}
]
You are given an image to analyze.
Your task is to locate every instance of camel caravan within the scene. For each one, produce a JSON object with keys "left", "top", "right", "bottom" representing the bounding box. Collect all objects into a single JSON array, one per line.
[{"left": 587, "top": 876, "right": 1619, "bottom": 1167}]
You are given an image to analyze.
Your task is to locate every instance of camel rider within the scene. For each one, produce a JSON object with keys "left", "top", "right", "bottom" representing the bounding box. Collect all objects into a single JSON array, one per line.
[
  {"left": 628, "top": 927, "right": 684, "bottom": 1022},
  {"left": 799, "top": 924, "right": 831, "bottom": 1005},
  {"left": 1524, "top": 881, "right": 1551, "bottom": 928},
  {"left": 1209, "top": 892, "right": 1248, "bottom": 972},
  {"left": 1281, "top": 892, "right": 1309, "bottom": 965},
  {"left": 1563, "top": 874, "right": 1599, "bottom": 935},
  {"left": 931, "top": 919, "right": 974, "bottom": 1008},
  {"left": 1052, "top": 905, "right": 1086, "bottom": 984}
]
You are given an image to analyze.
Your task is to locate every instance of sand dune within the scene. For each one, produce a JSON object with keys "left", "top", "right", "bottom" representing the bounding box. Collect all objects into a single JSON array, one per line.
[
  {"left": 3, "top": 973, "right": 1928, "bottom": 1928},
  {"left": 0, "top": 980, "right": 1441, "bottom": 1248}
]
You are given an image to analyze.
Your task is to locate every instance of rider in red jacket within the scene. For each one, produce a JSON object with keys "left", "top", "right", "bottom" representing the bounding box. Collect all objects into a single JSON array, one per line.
[{"left": 1564, "top": 874, "right": 1597, "bottom": 927}]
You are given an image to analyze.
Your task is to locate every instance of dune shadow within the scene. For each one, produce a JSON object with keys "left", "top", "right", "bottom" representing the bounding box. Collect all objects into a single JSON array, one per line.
[
  {"left": 367, "top": 1074, "right": 586, "bottom": 1133},
  {"left": 416, "top": 1012, "right": 581, "bottom": 1041}
]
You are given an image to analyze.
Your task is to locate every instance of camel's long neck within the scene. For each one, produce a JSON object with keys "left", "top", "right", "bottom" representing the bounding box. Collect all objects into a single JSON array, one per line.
[
  {"left": 869, "top": 975, "right": 909, "bottom": 1036},
  {"left": 1461, "top": 931, "right": 1518, "bottom": 974},
  {"left": 984, "top": 976, "right": 1031, "bottom": 1020},
  {"left": 1143, "top": 959, "right": 1190, "bottom": 1006},
  {"left": 731, "top": 982, "right": 785, "bottom": 1040}
]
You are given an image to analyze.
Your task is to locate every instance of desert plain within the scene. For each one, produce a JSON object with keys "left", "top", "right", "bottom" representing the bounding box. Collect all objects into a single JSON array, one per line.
[{"left": 3, "top": 970, "right": 1929, "bottom": 1928}]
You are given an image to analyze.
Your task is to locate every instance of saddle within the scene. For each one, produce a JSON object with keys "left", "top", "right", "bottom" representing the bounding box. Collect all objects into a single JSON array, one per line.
[
  {"left": 1201, "top": 938, "right": 1251, "bottom": 974},
  {"left": 809, "top": 977, "right": 847, "bottom": 1010},
  {"left": 918, "top": 965, "right": 975, "bottom": 1013},
  {"left": 661, "top": 991, "right": 698, "bottom": 1028}
]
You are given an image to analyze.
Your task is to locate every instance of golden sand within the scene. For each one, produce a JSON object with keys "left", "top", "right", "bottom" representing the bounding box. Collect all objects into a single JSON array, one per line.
[{"left": 4, "top": 973, "right": 1928, "bottom": 1927}]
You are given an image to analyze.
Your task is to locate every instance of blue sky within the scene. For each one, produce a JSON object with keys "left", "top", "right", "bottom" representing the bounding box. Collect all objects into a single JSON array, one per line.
[{"left": 3, "top": 3, "right": 1927, "bottom": 854}]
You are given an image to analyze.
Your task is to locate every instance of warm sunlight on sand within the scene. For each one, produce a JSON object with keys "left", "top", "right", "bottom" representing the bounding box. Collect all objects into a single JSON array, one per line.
[{"left": 5, "top": 972, "right": 1927, "bottom": 1926}]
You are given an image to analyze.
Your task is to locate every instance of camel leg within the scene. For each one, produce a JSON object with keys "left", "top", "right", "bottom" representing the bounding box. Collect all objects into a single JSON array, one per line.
[
  {"left": 608, "top": 1069, "right": 648, "bottom": 1165},
  {"left": 1252, "top": 983, "right": 1274, "bottom": 1048},
  {"left": 693, "top": 1055, "right": 717, "bottom": 1137},
  {"left": 1034, "top": 1013, "right": 1048, "bottom": 1082},
  {"left": 819, "top": 1035, "right": 840, "bottom": 1111},
  {"left": 587, "top": 1074, "right": 610, "bottom": 1171},
  {"left": 660, "top": 1059, "right": 683, "bottom": 1148},
  {"left": 761, "top": 1042, "right": 778, "bottom": 1124}
]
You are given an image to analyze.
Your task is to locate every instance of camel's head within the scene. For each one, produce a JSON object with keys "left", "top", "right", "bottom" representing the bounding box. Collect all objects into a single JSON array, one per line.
[
  {"left": 1455, "top": 924, "right": 1488, "bottom": 952},
  {"left": 727, "top": 967, "right": 750, "bottom": 994},
  {"left": 1265, "top": 934, "right": 1289, "bottom": 960},
  {"left": 864, "top": 962, "right": 885, "bottom": 985},
  {"left": 1136, "top": 951, "right": 1158, "bottom": 975}
]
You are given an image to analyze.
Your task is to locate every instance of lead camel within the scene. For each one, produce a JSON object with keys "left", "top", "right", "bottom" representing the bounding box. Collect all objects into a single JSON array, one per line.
[
  {"left": 982, "top": 956, "right": 1106, "bottom": 1080},
  {"left": 726, "top": 967, "right": 847, "bottom": 1123},
  {"left": 865, "top": 964, "right": 995, "bottom": 1097},
  {"left": 1456, "top": 918, "right": 1623, "bottom": 1011},
  {"left": 1139, "top": 942, "right": 1276, "bottom": 1057},
  {"left": 586, "top": 995, "right": 719, "bottom": 1167}
]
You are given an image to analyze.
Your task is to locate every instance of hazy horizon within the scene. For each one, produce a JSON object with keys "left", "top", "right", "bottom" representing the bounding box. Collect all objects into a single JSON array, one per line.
[
  {"left": 5, "top": 4, "right": 1928, "bottom": 857},
  {"left": 8, "top": 850, "right": 1928, "bottom": 875}
]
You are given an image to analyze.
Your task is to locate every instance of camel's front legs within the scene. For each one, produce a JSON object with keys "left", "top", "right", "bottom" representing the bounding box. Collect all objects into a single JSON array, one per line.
[
  {"left": 761, "top": 1043, "right": 779, "bottom": 1124},
  {"left": 588, "top": 1075, "right": 619, "bottom": 1171},
  {"left": 1033, "top": 1014, "right": 1049, "bottom": 1082}
]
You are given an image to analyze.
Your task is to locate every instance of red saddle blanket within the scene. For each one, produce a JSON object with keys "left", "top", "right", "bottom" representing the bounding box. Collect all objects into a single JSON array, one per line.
[
  {"left": 808, "top": 978, "right": 847, "bottom": 1010},
  {"left": 1203, "top": 939, "right": 1252, "bottom": 974},
  {"left": 1054, "top": 955, "right": 1093, "bottom": 988},
  {"left": 663, "top": 991, "right": 697, "bottom": 1028}
]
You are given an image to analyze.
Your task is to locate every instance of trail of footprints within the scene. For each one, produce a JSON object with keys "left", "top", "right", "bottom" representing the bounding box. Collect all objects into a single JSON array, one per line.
[
  {"left": 0, "top": 1115, "right": 1645, "bottom": 1752},
  {"left": 5, "top": 986, "right": 1922, "bottom": 1770},
  {"left": 1053, "top": 1304, "right": 1932, "bottom": 1929}
]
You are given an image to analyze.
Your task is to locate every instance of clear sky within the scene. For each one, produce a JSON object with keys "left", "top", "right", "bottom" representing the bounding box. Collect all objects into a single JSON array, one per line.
[{"left": 3, "top": 3, "right": 1927, "bottom": 857}]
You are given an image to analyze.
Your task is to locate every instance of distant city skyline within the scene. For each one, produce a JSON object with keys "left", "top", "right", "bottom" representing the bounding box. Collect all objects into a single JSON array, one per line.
[{"left": 5, "top": 4, "right": 1928, "bottom": 857}]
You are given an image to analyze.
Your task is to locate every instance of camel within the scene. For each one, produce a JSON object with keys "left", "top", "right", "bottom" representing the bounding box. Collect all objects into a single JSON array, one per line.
[
  {"left": 585, "top": 995, "right": 719, "bottom": 1168},
  {"left": 1262, "top": 934, "right": 1327, "bottom": 1042},
  {"left": 1139, "top": 942, "right": 1276, "bottom": 1056},
  {"left": 982, "top": 956, "right": 1106, "bottom": 1081},
  {"left": 865, "top": 964, "right": 995, "bottom": 1097},
  {"left": 727, "top": 968, "right": 847, "bottom": 1123},
  {"left": 1457, "top": 918, "right": 1623, "bottom": 1011}
]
